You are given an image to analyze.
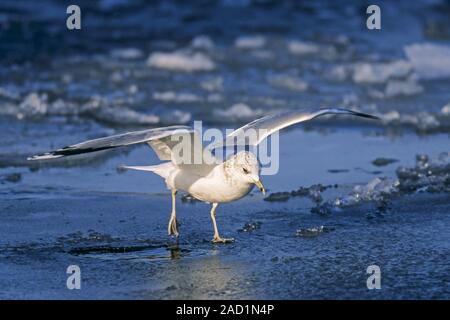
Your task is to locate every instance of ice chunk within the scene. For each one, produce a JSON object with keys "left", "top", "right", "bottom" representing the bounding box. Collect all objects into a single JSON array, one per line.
[
  {"left": 352, "top": 60, "right": 412, "bottom": 84},
  {"left": 376, "top": 109, "right": 441, "bottom": 131},
  {"left": 319, "top": 152, "right": 450, "bottom": 213},
  {"left": 147, "top": 51, "right": 215, "bottom": 72},
  {"left": 234, "top": 36, "right": 266, "bottom": 49},
  {"left": 214, "top": 103, "right": 265, "bottom": 122},
  {"left": 397, "top": 152, "right": 450, "bottom": 193},
  {"left": 328, "top": 65, "right": 349, "bottom": 81},
  {"left": 160, "top": 110, "right": 191, "bottom": 124},
  {"left": 267, "top": 75, "right": 308, "bottom": 92},
  {"left": 288, "top": 40, "right": 320, "bottom": 55},
  {"left": 441, "top": 103, "right": 450, "bottom": 115},
  {"left": 405, "top": 43, "right": 450, "bottom": 80},
  {"left": 384, "top": 79, "right": 424, "bottom": 97},
  {"left": 326, "top": 177, "right": 399, "bottom": 209},
  {"left": 82, "top": 95, "right": 190, "bottom": 126},
  {"left": 152, "top": 91, "right": 203, "bottom": 103},
  {"left": 191, "top": 35, "right": 214, "bottom": 50},
  {"left": 18, "top": 93, "right": 48, "bottom": 116},
  {"left": 82, "top": 97, "right": 160, "bottom": 125},
  {"left": 200, "top": 77, "right": 223, "bottom": 92}
]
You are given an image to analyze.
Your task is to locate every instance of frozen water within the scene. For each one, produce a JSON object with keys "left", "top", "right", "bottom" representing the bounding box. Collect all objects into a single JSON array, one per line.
[
  {"left": 234, "top": 36, "right": 266, "bottom": 49},
  {"left": 1, "top": 0, "right": 450, "bottom": 300},
  {"left": 288, "top": 40, "right": 320, "bottom": 55},
  {"left": 190, "top": 36, "right": 214, "bottom": 50},
  {"left": 351, "top": 61, "right": 412, "bottom": 84},
  {"left": 213, "top": 103, "right": 265, "bottom": 122},
  {"left": 405, "top": 43, "right": 450, "bottom": 80},
  {"left": 267, "top": 74, "right": 309, "bottom": 92},
  {"left": 147, "top": 51, "right": 215, "bottom": 72},
  {"left": 384, "top": 79, "right": 424, "bottom": 98}
]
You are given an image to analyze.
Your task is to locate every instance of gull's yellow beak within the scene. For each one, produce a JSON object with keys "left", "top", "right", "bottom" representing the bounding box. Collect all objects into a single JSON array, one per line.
[{"left": 254, "top": 180, "right": 266, "bottom": 195}]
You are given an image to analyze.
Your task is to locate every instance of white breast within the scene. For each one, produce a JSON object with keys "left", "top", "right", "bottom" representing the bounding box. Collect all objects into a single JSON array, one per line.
[{"left": 167, "top": 164, "right": 254, "bottom": 203}]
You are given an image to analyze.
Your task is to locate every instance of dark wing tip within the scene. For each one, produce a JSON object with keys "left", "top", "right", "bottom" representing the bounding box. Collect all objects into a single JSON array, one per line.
[
  {"left": 27, "top": 145, "right": 115, "bottom": 161},
  {"left": 350, "top": 110, "right": 381, "bottom": 120},
  {"left": 331, "top": 108, "right": 380, "bottom": 120}
]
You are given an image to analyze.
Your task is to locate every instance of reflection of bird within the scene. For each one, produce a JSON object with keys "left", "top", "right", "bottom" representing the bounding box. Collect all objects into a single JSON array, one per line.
[{"left": 28, "top": 108, "right": 378, "bottom": 243}]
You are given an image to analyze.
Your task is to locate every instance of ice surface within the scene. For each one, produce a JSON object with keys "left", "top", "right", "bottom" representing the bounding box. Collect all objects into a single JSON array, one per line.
[{"left": 2, "top": 0, "right": 450, "bottom": 300}]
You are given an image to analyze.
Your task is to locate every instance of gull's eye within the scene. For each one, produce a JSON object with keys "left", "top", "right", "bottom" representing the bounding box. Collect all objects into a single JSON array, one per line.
[{"left": 242, "top": 168, "right": 249, "bottom": 174}]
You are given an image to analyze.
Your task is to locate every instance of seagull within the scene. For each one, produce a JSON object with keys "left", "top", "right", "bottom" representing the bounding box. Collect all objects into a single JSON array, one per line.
[{"left": 28, "top": 108, "right": 379, "bottom": 243}]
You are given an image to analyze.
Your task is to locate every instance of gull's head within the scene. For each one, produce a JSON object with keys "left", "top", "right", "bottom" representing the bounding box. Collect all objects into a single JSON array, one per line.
[{"left": 225, "top": 151, "right": 265, "bottom": 194}]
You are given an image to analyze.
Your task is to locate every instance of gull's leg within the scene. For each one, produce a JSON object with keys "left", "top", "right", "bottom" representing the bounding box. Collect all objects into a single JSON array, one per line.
[
  {"left": 168, "top": 189, "right": 179, "bottom": 237},
  {"left": 210, "top": 203, "right": 234, "bottom": 243}
]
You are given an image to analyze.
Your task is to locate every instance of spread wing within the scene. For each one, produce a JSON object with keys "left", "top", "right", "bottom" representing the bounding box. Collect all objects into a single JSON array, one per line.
[
  {"left": 28, "top": 125, "right": 218, "bottom": 168},
  {"left": 211, "top": 107, "right": 379, "bottom": 148}
]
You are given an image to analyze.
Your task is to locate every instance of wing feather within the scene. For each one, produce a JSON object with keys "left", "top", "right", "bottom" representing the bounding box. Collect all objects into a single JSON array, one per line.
[
  {"left": 28, "top": 125, "right": 194, "bottom": 161},
  {"left": 213, "top": 107, "right": 379, "bottom": 148}
]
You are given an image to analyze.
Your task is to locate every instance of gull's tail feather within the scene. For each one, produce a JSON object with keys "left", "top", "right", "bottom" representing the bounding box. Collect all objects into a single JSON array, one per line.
[
  {"left": 119, "top": 162, "right": 173, "bottom": 179},
  {"left": 119, "top": 165, "right": 160, "bottom": 172}
]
